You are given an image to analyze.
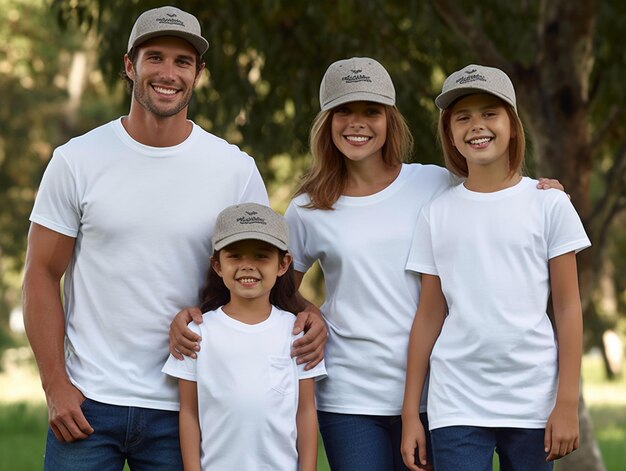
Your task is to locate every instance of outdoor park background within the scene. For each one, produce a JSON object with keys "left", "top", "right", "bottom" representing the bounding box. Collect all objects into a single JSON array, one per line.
[{"left": 0, "top": 0, "right": 625, "bottom": 469}]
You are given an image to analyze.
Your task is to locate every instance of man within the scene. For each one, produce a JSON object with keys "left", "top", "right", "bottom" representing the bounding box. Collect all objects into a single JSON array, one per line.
[{"left": 23, "top": 6, "right": 325, "bottom": 469}]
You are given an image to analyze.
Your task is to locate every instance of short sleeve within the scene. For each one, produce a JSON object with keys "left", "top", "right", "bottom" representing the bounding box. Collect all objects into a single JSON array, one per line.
[
  {"left": 284, "top": 200, "right": 314, "bottom": 273},
  {"left": 405, "top": 206, "right": 438, "bottom": 275},
  {"left": 546, "top": 192, "right": 591, "bottom": 259},
  {"left": 29, "top": 150, "right": 81, "bottom": 237},
  {"left": 161, "top": 322, "right": 202, "bottom": 382},
  {"left": 239, "top": 161, "right": 269, "bottom": 206},
  {"left": 292, "top": 332, "right": 327, "bottom": 381}
]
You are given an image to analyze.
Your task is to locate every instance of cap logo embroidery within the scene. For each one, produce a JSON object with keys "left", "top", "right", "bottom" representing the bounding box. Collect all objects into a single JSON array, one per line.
[
  {"left": 342, "top": 69, "right": 372, "bottom": 84},
  {"left": 157, "top": 14, "right": 185, "bottom": 27},
  {"left": 456, "top": 69, "right": 487, "bottom": 85},
  {"left": 236, "top": 211, "right": 266, "bottom": 225}
]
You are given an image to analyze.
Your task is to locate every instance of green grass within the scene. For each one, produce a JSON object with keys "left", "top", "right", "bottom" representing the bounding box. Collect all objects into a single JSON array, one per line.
[
  {"left": 0, "top": 355, "right": 623, "bottom": 470},
  {"left": 580, "top": 354, "right": 626, "bottom": 470},
  {"left": 0, "top": 402, "right": 47, "bottom": 470}
]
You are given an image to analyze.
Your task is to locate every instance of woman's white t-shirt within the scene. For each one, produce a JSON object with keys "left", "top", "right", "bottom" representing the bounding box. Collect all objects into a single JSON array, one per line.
[{"left": 285, "top": 163, "right": 452, "bottom": 415}]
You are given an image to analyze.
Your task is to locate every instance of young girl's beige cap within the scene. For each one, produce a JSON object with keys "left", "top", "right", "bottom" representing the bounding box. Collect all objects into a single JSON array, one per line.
[
  {"left": 212, "top": 203, "right": 289, "bottom": 252},
  {"left": 319, "top": 57, "right": 396, "bottom": 111},
  {"left": 435, "top": 64, "right": 517, "bottom": 112}
]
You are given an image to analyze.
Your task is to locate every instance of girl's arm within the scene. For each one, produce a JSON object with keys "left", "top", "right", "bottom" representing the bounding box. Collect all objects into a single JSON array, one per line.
[
  {"left": 545, "top": 251, "right": 583, "bottom": 461},
  {"left": 179, "top": 379, "right": 202, "bottom": 471},
  {"left": 296, "top": 378, "right": 318, "bottom": 471},
  {"left": 401, "top": 274, "right": 447, "bottom": 471}
]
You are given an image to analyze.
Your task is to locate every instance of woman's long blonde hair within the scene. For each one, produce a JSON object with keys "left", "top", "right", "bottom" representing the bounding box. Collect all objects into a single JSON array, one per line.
[{"left": 295, "top": 105, "right": 414, "bottom": 210}]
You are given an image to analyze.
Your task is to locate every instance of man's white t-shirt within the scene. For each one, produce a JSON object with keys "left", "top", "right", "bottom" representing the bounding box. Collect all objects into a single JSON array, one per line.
[
  {"left": 29, "top": 118, "right": 268, "bottom": 411},
  {"left": 285, "top": 163, "right": 453, "bottom": 415},
  {"left": 162, "top": 306, "right": 327, "bottom": 471},
  {"left": 406, "top": 177, "right": 591, "bottom": 430}
]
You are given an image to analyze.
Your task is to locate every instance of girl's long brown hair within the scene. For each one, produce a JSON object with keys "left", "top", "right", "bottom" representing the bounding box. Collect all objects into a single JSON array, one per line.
[
  {"left": 295, "top": 105, "right": 414, "bottom": 210},
  {"left": 199, "top": 250, "right": 304, "bottom": 315}
]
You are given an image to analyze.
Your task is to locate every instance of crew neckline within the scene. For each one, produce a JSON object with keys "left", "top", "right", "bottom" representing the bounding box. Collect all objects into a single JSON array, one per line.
[
  {"left": 335, "top": 163, "right": 411, "bottom": 206},
  {"left": 456, "top": 176, "right": 533, "bottom": 201},
  {"left": 112, "top": 117, "right": 198, "bottom": 156}
]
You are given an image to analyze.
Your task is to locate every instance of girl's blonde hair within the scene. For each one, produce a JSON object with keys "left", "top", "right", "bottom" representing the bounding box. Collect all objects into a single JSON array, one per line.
[
  {"left": 438, "top": 100, "right": 526, "bottom": 179},
  {"left": 296, "top": 105, "right": 414, "bottom": 210}
]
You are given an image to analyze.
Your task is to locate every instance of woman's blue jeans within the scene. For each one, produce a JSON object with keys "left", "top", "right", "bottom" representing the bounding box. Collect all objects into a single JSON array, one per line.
[{"left": 318, "top": 410, "right": 432, "bottom": 471}]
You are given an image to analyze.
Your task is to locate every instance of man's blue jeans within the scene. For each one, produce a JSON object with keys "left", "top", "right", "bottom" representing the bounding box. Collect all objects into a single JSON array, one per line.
[
  {"left": 430, "top": 425, "right": 553, "bottom": 471},
  {"left": 44, "top": 398, "right": 182, "bottom": 470},
  {"left": 318, "top": 411, "right": 432, "bottom": 471}
]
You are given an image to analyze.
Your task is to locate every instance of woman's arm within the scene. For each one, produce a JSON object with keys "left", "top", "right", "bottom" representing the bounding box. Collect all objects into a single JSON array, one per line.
[
  {"left": 179, "top": 379, "right": 202, "bottom": 471},
  {"left": 291, "top": 270, "right": 328, "bottom": 370},
  {"left": 401, "top": 274, "right": 447, "bottom": 471},
  {"left": 296, "top": 378, "right": 318, "bottom": 471},
  {"left": 545, "top": 252, "right": 583, "bottom": 461}
]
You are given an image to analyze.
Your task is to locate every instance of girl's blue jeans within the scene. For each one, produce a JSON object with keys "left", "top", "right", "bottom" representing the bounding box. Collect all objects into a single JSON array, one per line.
[{"left": 430, "top": 425, "right": 554, "bottom": 471}]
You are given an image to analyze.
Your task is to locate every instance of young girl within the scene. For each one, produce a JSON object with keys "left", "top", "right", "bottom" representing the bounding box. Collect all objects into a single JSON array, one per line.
[
  {"left": 162, "top": 203, "right": 326, "bottom": 471},
  {"left": 401, "top": 64, "right": 591, "bottom": 471}
]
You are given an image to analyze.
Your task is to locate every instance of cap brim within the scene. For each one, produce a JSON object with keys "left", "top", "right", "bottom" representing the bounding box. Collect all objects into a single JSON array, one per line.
[
  {"left": 435, "top": 87, "right": 516, "bottom": 111},
  {"left": 130, "top": 31, "right": 209, "bottom": 56},
  {"left": 322, "top": 92, "right": 395, "bottom": 111},
  {"left": 213, "top": 233, "right": 288, "bottom": 252}
]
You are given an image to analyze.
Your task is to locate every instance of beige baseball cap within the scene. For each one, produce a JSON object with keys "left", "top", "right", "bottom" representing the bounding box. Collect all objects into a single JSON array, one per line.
[
  {"left": 212, "top": 203, "right": 289, "bottom": 252},
  {"left": 435, "top": 64, "right": 517, "bottom": 112},
  {"left": 319, "top": 57, "right": 396, "bottom": 111},
  {"left": 127, "top": 6, "right": 209, "bottom": 56}
]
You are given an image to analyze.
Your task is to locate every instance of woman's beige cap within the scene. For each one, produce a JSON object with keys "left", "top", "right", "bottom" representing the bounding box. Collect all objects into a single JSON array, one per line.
[{"left": 319, "top": 57, "right": 396, "bottom": 111}]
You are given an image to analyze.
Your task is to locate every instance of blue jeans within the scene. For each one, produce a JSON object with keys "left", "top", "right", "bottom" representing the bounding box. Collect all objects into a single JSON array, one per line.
[
  {"left": 430, "top": 426, "right": 553, "bottom": 471},
  {"left": 44, "top": 398, "right": 182, "bottom": 470},
  {"left": 318, "top": 411, "right": 432, "bottom": 471}
]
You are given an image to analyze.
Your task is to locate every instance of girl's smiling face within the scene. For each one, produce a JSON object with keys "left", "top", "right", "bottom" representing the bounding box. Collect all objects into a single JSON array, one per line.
[
  {"left": 212, "top": 239, "right": 290, "bottom": 305},
  {"left": 331, "top": 101, "right": 388, "bottom": 165},
  {"left": 449, "top": 93, "right": 514, "bottom": 172}
]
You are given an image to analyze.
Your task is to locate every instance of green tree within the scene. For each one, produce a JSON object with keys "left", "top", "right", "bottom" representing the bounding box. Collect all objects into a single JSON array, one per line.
[
  {"left": 26, "top": 0, "right": 626, "bottom": 468},
  {"left": 0, "top": 0, "right": 123, "bottom": 353}
]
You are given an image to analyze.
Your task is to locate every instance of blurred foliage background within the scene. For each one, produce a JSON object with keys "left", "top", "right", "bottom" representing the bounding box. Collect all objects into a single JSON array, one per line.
[{"left": 1, "top": 1, "right": 624, "bottom": 469}]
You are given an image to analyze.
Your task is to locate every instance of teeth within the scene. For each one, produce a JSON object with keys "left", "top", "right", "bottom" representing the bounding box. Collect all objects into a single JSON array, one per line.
[
  {"left": 238, "top": 278, "right": 258, "bottom": 284},
  {"left": 153, "top": 86, "right": 176, "bottom": 95},
  {"left": 346, "top": 135, "right": 370, "bottom": 142},
  {"left": 470, "top": 137, "right": 491, "bottom": 145}
]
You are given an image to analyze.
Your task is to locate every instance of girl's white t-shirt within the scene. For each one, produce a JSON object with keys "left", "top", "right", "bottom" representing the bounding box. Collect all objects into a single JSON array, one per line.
[
  {"left": 162, "top": 306, "right": 327, "bottom": 471},
  {"left": 407, "top": 177, "right": 591, "bottom": 430},
  {"left": 285, "top": 163, "right": 453, "bottom": 415}
]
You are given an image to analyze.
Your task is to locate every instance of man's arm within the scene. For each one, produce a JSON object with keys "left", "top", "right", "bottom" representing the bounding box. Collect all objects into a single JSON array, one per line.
[{"left": 22, "top": 222, "right": 93, "bottom": 442}]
